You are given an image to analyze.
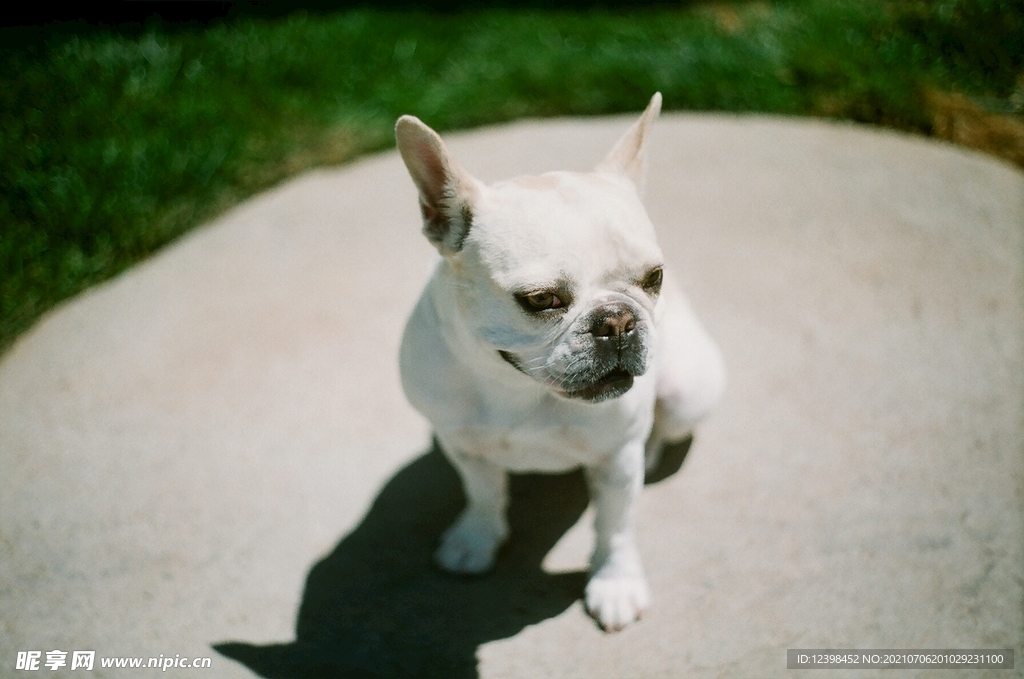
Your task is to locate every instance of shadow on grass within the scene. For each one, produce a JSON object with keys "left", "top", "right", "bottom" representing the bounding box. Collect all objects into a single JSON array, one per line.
[{"left": 215, "top": 436, "right": 690, "bottom": 678}]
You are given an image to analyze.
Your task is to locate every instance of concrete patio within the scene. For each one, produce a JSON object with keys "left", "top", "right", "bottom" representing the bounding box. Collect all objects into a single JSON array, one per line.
[{"left": 1, "top": 113, "right": 1021, "bottom": 677}]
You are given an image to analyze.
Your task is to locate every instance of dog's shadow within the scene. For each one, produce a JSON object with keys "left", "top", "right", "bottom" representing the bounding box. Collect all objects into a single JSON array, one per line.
[{"left": 216, "top": 437, "right": 690, "bottom": 678}]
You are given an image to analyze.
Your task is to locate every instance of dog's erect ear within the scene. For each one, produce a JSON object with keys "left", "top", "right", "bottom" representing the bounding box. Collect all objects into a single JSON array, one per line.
[
  {"left": 395, "top": 116, "right": 480, "bottom": 255},
  {"left": 595, "top": 92, "right": 662, "bottom": 196}
]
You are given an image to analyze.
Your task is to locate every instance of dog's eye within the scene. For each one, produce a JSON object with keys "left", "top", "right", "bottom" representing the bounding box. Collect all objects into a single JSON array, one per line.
[
  {"left": 641, "top": 267, "right": 663, "bottom": 293},
  {"left": 517, "top": 291, "right": 564, "bottom": 312}
]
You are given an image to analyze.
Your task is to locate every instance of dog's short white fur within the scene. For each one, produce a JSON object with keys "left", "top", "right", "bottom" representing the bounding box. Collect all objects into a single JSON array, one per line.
[{"left": 395, "top": 94, "right": 726, "bottom": 631}]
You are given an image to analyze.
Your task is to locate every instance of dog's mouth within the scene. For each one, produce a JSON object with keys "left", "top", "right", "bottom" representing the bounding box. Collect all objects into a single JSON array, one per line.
[
  {"left": 499, "top": 351, "right": 638, "bottom": 403},
  {"left": 561, "top": 367, "right": 634, "bottom": 402}
]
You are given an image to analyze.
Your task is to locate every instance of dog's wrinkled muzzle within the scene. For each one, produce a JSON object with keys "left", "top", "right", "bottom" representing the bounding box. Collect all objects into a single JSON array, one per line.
[{"left": 499, "top": 302, "right": 650, "bottom": 403}]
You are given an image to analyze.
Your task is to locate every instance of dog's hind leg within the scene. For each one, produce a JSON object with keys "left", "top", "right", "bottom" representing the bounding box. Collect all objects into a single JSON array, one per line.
[{"left": 645, "top": 273, "right": 726, "bottom": 473}]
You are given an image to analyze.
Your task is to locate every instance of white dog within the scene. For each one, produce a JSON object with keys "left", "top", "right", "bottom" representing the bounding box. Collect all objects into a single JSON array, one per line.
[{"left": 395, "top": 93, "right": 725, "bottom": 631}]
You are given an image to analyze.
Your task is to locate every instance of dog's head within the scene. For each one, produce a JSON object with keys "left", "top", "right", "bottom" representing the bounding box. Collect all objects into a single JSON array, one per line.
[{"left": 396, "top": 94, "right": 665, "bottom": 403}]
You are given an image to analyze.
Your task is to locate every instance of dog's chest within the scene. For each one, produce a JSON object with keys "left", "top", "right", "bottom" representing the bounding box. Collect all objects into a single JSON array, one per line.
[
  {"left": 445, "top": 423, "right": 594, "bottom": 472},
  {"left": 437, "top": 391, "right": 652, "bottom": 473}
]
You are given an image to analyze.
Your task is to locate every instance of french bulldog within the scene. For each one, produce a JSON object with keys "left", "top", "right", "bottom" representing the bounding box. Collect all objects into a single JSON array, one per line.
[{"left": 395, "top": 93, "right": 725, "bottom": 631}]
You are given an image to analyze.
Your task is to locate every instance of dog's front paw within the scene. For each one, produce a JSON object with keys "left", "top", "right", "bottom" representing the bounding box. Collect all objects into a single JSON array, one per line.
[
  {"left": 585, "top": 573, "right": 650, "bottom": 632},
  {"left": 435, "top": 510, "right": 508, "bottom": 575}
]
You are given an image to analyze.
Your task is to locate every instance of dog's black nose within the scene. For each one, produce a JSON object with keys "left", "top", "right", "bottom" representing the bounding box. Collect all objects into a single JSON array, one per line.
[{"left": 591, "top": 304, "right": 636, "bottom": 339}]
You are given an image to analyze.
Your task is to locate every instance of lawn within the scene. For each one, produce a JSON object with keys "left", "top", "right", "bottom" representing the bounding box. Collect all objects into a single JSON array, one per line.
[{"left": 1, "top": 0, "right": 1022, "bottom": 353}]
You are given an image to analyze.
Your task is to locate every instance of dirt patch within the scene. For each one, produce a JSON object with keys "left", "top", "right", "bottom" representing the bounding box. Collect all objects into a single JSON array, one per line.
[{"left": 926, "top": 88, "right": 1024, "bottom": 169}]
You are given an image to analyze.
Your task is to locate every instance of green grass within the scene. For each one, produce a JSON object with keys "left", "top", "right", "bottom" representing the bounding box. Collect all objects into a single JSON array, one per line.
[{"left": 2, "top": 0, "right": 1022, "bottom": 353}]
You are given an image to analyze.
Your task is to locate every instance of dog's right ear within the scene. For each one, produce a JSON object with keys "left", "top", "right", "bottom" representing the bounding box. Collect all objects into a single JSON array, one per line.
[{"left": 395, "top": 116, "right": 480, "bottom": 255}]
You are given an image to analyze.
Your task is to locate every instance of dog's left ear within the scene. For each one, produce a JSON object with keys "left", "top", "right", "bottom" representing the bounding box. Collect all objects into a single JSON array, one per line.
[
  {"left": 395, "top": 115, "right": 481, "bottom": 255},
  {"left": 595, "top": 92, "right": 662, "bottom": 196}
]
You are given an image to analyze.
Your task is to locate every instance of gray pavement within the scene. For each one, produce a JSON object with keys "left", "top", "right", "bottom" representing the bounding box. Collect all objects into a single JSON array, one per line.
[{"left": 1, "top": 114, "right": 1022, "bottom": 678}]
